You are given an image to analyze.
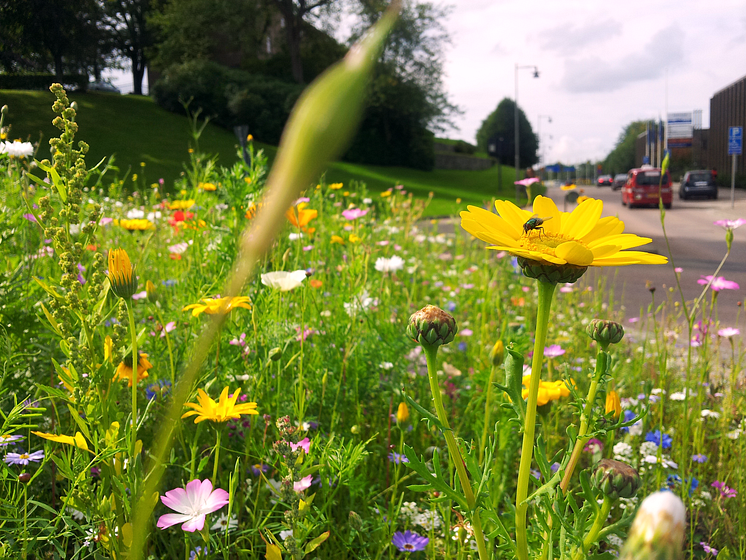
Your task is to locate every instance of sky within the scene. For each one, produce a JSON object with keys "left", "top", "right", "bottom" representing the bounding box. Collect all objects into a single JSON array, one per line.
[
  {"left": 439, "top": 0, "right": 746, "bottom": 164},
  {"left": 105, "top": 0, "right": 746, "bottom": 166}
]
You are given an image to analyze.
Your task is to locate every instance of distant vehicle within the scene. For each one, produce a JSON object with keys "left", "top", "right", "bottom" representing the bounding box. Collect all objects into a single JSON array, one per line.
[
  {"left": 621, "top": 167, "right": 672, "bottom": 209},
  {"left": 597, "top": 174, "right": 613, "bottom": 186},
  {"left": 88, "top": 79, "right": 121, "bottom": 94},
  {"left": 612, "top": 173, "right": 628, "bottom": 190},
  {"left": 679, "top": 170, "right": 718, "bottom": 200}
]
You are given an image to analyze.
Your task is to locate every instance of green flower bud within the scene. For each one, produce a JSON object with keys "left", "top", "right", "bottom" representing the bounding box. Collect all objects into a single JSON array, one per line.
[
  {"left": 620, "top": 491, "right": 685, "bottom": 560},
  {"left": 406, "top": 305, "right": 457, "bottom": 348},
  {"left": 517, "top": 257, "right": 587, "bottom": 284},
  {"left": 489, "top": 340, "right": 505, "bottom": 367},
  {"left": 592, "top": 459, "right": 641, "bottom": 500},
  {"left": 268, "top": 347, "right": 282, "bottom": 361},
  {"left": 145, "top": 280, "right": 158, "bottom": 303},
  {"left": 586, "top": 319, "right": 624, "bottom": 345},
  {"left": 349, "top": 510, "right": 364, "bottom": 531}
]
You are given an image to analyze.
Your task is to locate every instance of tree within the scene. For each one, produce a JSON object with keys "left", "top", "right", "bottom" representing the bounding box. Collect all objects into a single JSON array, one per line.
[
  {"left": 476, "top": 98, "right": 538, "bottom": 168},
  {"left": 100, "top": 0, "right": 159, "bottom": 95},
  {"left": 603, "top": 121, "right": 647, "bottom": 175},
  {"left": 271, "top": 0, "right": 338, "bottom": 83}
]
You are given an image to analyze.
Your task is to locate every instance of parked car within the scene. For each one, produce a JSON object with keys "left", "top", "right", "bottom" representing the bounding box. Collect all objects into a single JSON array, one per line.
[
  {"left": 88, "top": 79, "right": 121, "bottom": 94},
  {"left": 597, "top": 174, "right": 613, "bottom": 186},
  {"left": 679, "top": 170, "right": 718, "bottom": 200},
  {"left": 621, "top": 167, "right": 672, "bottom": 209},
  {"left": 612, "top": 173, "right": 628, "bottom": 190}
]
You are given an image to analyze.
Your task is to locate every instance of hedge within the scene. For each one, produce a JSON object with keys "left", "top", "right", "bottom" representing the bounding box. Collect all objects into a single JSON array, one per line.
[{"left": 0, "top": 74, "right": 88, "bottom": 91}]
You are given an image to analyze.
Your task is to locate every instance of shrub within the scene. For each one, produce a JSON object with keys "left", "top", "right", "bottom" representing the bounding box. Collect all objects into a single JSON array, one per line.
[
  {"left": 0, "top": 73, "right": 87, "bottom": 91},
  {"left": 151, "top": 60, "right": 303, "bottom": 145},
  {"left": 453, "top": 140, "right": 477, "bottom": 155}
]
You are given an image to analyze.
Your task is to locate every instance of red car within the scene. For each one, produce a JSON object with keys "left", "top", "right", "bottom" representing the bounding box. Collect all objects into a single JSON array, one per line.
[{"left": 621, "top": 167, "right": 672, "bottom": 209}]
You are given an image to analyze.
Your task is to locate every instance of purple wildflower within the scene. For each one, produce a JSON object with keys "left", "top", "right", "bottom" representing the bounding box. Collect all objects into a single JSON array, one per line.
[
  {"left": 388, "top": 452, "right": 409, "bottom": 464},
  {"left": 4, "top": 450, "right": 44, "bottom": 465},
  {"left": 392, "top": 530, "right": 429, "bottom": 552},
  {"left": 701, "top": 542, "right": 719, "bottom": 556},
  {"left": 692, "top": 454, "right": 708, "bottom": 463},
  {"left": 0, "top": 434, "right": 24, "bottom": 446}
]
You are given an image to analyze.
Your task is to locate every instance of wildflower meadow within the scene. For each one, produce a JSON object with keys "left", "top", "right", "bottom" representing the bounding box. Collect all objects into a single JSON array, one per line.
[{"left": 1, "top": 8, "right": 745, "bottom": 560}]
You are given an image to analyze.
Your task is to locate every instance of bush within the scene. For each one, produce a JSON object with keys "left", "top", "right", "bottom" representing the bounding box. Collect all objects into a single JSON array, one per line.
[
  {"left": 453, "top": 140, "right": 477, "bottom": 155},
  {"left": 151, "top": 60, "right": 303, "bottom": 145},
  {"left": 0, "top": 73, "right": 88, "bottom": 91}
]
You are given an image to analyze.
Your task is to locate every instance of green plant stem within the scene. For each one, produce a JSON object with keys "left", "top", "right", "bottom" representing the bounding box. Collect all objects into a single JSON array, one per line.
[
  {"left": 127, "top": 302, "right": 138, "bottom": 457},
  {"left": 515, "top": 280, "right": 556, "bottom": 560},
  {"left": 560, "top": 346, "right": 609, "bottom": 493},
  {"left": 480, "top": 364, "right": 498, "bottom": 465},
  {"left": 153, "top": 306, "right": 176, "bottom": 386},
  {"left": 213, "top": 428, "right": 222, "bottom": 482},
  {"left": 572, "top": 496, "right": 612, "bottom": 560},
  {"left": 423, "top": 346, "right": 489, "bottom": 560}
]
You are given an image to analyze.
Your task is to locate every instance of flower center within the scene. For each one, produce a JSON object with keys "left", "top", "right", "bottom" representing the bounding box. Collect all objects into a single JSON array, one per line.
[
  {"left": 520, "top": 231, "right": 589, "bottom": 254},
  {"left": 20, "top": 453, "right": 29, "bottom": 459},
  {"left": 404, "top": 544, "right": 415, "bottom": 550}
]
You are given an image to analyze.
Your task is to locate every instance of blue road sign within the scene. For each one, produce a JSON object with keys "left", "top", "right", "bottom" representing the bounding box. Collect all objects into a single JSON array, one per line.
[{"left": 729, "top": 127, "right": 743, "bottom": 155}]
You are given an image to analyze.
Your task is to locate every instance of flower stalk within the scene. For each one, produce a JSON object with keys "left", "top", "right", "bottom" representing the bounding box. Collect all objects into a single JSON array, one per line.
[
  {"left": 127, "top": 301, "right": 138, "bottom": 458},
  {"left": 515, "top": 280, "right": 556, "bottom": 560}
]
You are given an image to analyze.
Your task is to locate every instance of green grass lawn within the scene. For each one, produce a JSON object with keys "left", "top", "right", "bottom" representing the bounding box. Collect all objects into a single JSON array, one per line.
[{"left": 1, "top": 90, "right": 517, "bottom": 215}]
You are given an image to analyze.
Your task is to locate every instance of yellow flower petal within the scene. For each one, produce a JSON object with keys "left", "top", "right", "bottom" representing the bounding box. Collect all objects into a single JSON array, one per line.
[
  {"left": 555, "top": 241, "right": 594, "bottom": 266},
  {"left": 563, "top": 198, "right": 603, "bottom": 239},
  {"left": 531, "top": 196, "right": 562, "bottom": 235},
  {"left": 493, "top": 200, "right": 531, "bottom": 237}
]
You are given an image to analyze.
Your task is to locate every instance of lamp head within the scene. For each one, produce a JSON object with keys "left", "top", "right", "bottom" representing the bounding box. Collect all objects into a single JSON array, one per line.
[{"left": 533, "top": 68, "right": 540, "bottom": 78}]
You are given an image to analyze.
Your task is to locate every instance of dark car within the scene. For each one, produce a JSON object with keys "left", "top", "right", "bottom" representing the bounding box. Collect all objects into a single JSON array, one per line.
[
  {"left": 597, "top": 174, "right": 613, "bottom": 186},
  {"left": 612, "top": 173, "right": 627, "bottom": 190},
  {"left": 679, "top": 170, "right": 718, "bottom": 200},
  {"left": 621, "top": 167, "right": 672, "bottom": 209}
]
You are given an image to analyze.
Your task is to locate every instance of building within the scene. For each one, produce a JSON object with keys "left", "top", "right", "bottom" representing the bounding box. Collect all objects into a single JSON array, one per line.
[{"left": 709, "top": 74, "right": 746, "bottom": 180}]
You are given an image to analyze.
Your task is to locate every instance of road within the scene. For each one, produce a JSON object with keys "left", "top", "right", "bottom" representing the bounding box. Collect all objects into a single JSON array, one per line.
[{"left": 544, "top": 183, "right": 746, "bottom": 330}]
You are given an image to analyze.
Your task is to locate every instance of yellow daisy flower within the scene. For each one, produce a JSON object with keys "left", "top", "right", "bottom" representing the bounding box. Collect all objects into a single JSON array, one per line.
[
  {"left": 169, "top": 199, "right": 195, "bottom": 210},
  {"left": 521, "top": 377, "right": 573, "bottom": 406},
  {"left": 199, "top": 182, "right": 217, "bottom": 191},
  {"left": 116, "top": 219, "right": 155, "bottom": 231},
  {"left": 116, "top": 353, "right": 153, "bottom": 387},
  {"left": 108, "top": 248, "right": 138, "bottom": 298},
  {"left": 560, "top": 184, "right": 577, "bottom": 191},
  {"left": 329, "top": 183, "right": 343, "bottom": 190},
  {"left": 182, "top": 386, "right": 259, "bottom": 423},
  {"left": 460, "top": 196, "right": 666, "bottom": 279},
  {"left": 32, "top": 431, "right": 89, "bottom": 451},
  {"left": 182, "top": 296, "right": 252, "bottom": 317},
  {"left": 606, "top": 390, "right": 621, "bottom": 418}
]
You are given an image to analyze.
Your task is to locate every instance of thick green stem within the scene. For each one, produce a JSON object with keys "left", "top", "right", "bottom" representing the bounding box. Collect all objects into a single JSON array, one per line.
[
  {"left": 516, "top": 281, "right": 556, "bottom": 560},
  {"left": 212, "top": 428, "right": 222, "bottom": 482},
  {"left": 573, "top": 496, "right": 612, "bottom": 560},
  {"left": 423, "top": 346, "right": 489, "bottom": 560},
  {"left": 560, "top": 348, "right": 609, "bottom": 493},
  {"left": 127, "top": 302, "right": 138, "bottom": 457}
]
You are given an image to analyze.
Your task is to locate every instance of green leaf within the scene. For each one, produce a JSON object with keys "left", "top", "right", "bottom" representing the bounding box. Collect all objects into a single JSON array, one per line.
[
  {"left": 402, "top": 445, "right": 468, "bottom": 510},
  {"left": 197, "top": 454, "right": 211, "bottom": 474},
  {"left": 404, "top": 394, "right": 446, "bottom": 433},
  {"left": 37, "top": 159, "right": 67, "bottom": 202},
  {"left": 304, "top": 531, "right": 330, "bottom": 555}
]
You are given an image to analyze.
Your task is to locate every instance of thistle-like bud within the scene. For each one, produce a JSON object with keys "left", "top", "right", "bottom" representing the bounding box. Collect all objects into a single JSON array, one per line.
[
  {"left": 592, "top": 459, "right": 641, "bottom": 500},
  {"left": 146, "top": 280, "right": 157, "bottom": 302},
  {"left": 586, "top": 319, "right": 624, "bottom": 345},
  {"left": 619, "top": 491, "right": 686, "bottom": 560},
  {"left": 606, "top": 390, "right": 621, "bottom": 418},
  {"left": 396, "top": 402, "right": 409, "bottom": 424},
  {"left": 489, "top": 340, "right": 505, "bottom": 367},
  {"left": 349, "top": 510, "right": 364, "bottom": 531},
  {"left": 406, "top": 305, "right": 456, "bottom": 348},
  {"left": 517, "top": 257, "right": 587, "bottom": 284},
  {"left": 108, "top": 248, "right": 138, "bottom": 299}
]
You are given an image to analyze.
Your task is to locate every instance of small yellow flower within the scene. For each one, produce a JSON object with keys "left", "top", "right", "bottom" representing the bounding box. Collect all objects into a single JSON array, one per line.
[
  {"left": 343, "top": 191, "right": 350, "bottom": 196},
  {"left": 32, "top": 431, "right": 89, "bottom": 451},
  {"left": 247, "top": 134, "right": 253, "bottom": 141},
  {"left": 397, "top": 402, "right": 409, "bottom": 423},
  {"left": 116, "top": 218, "right": 155, "bottom": 231},
  {"left": 331, "top": 235, "right": 345, "bottom": 245},
  {"left": 145, "top": 280, "right": 157, "bottom": 301},
  {"left": 244, "top": 177, "right": 252, "bottom": 184},
  {"left": 522, "top": 376, "right": 573, "bottom": 406},
  {"left": 140, "top": 161, "right": 146, "bottom": 167},
  {"left": 456, "top": 198, "right": 462, "bottom": 204},
  {"left": 182, "top": 386, "right": 259, "bottom": 424},
  {"left": 116, "top": 353, "right": 153, "bottom": 387},
  {"left": 108, "top": 248, "right": 138, "bottom": 298},
  {"left": 606, "top": 390, "right": 621, "bottom": 418},
  {"left": 329, "top": 183, "right": 343, "bottom": 190},
  {"left": 132, "top": 174, "right": 138, "bottom": 181},
  {"left": 182, "top": 296, "right": 252, "bottom": 317},
  {"left": 169, "top": 199, "right": 195, "bottom": 210},
  {"left": 560, "top": 184, "right": 577, "bottom": 191},
  {"left": 380, "top": 190, "right": 392, "bottom": 198},
  {"left": 349, "top": 234, "right": 361, "bottom": 243},
  {"left": 199, "top": 182, "right": 217, "bottom": 191},
  {"left": 188, "top": 148, "right": 194, "bottom": 154}
]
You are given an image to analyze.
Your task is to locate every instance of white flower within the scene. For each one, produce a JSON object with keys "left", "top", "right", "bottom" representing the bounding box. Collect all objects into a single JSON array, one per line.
[
  {"left": 126, "top": 208, "right": 145, "bottom": 219},
  {"left": 344, "top": 291, "right": 378, "bottom": 316},
  {"left": 639, "top": 442, "right": 658, "bottom": 456},
  {"left": 727, "top": 429, "right": 742, "bottom": 440},
  {"left": 623, "top": 491, "right": 685, "bottom": 551},
  {"left": 289, "top": 232, "right": 303, "bottom": 241},
  {"left": 629, "top": 421, "right": 643, "bottom": 436},
  {"left": 380, "top": 362, "right": 394, "bottom": 370},
  {"left": 613, "top": 442, "right": 633, "bottom": 461},
  {"left": 669, "top": 391, "right": 686, "bottom": 401},
  {"left": 0, "top": 140, "right": 34, "bottom": 158},
  {"left": 280, "top": 529, "right": 294, "bottom": 541},
  {"left": 68, "top": 224, "right": 81, "bottom": 235},
  {"left": 413, "top": 510, "right": 441, "bottom": 531},
  {"left": 147, "top": 211, "right": 162, "bottom": 221},
  {"left": 374, "top": 255, "right": 405, "bottom": 273},
  {"left": 701, "top": 409, "right": 720, "bottom": 419},
  {"left": 261, "top": 270, "right": 307, "bottom": 291},
  {"left": 67, "top": 507, "right": 85, "bottom": 520},
  {"left": 363, "top": 198, "right": 372, "bottom": 204},
  {"left": 211, "top": 512, "right": 238, "bottom": 532}
]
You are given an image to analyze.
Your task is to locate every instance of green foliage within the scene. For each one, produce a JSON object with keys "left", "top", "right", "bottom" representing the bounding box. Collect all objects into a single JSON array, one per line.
[
  {"left": 0, "top": 74, "right": 88, "bottom": 91},
  {"left": 602, "top": 121, "right": 647, "bottom": 175},
  {"left": 151, "top": 60, "right": 304, "bottom": 144},
  {"left": 476, "top": 97, "right": 538, "bottom": 167}
]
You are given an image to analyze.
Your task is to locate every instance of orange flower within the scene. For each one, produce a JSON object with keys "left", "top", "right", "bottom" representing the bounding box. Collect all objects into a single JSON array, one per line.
[
  {"left": 511, "top": 296, "right": 525, "bottom": 307},
  {"left": 116, "top": 353, "right": 153, "bottom": 387},
  {"left": 170, "top": 254, "right": 182, "bottom": 260},
  {"left": 309, "top": 279, "right": 323, "bottom": 289},
  {"left": 286, "top": 204, "right": 318, "bottom": 228}
]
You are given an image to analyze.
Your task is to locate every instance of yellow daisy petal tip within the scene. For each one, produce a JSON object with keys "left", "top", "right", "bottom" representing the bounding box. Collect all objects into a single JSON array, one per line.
[{"left": 555, "top": 241, "right": 594, "bottom": 267}]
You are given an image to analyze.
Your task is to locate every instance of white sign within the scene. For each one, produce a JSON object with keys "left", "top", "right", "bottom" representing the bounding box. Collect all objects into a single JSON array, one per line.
[{"left": 667, "top": 112, "right": 693, "bottom": 139}]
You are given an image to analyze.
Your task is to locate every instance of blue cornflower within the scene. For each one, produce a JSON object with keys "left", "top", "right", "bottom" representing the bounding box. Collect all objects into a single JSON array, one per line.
[
  {"left": 665, "top": 474, "right": 682, "bottom": 490},
  {"left": 446, "top": 301, "right": 457, "bottom": 312},
  {"left": 145, "top": 379, "right": 171, "bottom": 401},
  {"left": 388, "top": 452, "right": 409, "bottom": 464},
  {"left": 645, "top": 430, "right": 673, "bottom": 449},
  {"left": 689, "top": 477, "right": 699, "bottom": 496},
  {"left": 692, "top": 454, "right": 708, "bottom": 463},
  {"left": 458, "top": 342, "right": 467, "bottom": 352},
  {"left": 190, "top": 546, "right": 209, "bottom": 559},
  {"left": 619, "top": 409, "right": 637, "bottom": 434}
]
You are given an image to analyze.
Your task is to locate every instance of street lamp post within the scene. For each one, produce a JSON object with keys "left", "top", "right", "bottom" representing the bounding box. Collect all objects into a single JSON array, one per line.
[
  {"left": 537, "top": 114, "right": 552, "bottom": 181},
  {"left": 515, "top": 64, "right": 539, "bottom": 203}
]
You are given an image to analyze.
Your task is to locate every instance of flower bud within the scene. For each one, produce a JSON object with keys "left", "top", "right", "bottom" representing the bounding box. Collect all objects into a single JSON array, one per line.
[
  {"left": 592, "top": 459, "right": 641, "bottom": 500},
  {"left": 517, "top": 257, "right": 587, "bottom": 284},
  {"left": 349, "top": 510, "right": 364, "bottom": 531},
  {"left": 606, "top": 390, "right": 621, "bottom": 418},
  {"left": 146, "top": 280, "right": 158, "bottom": 302},
  {"left": 108, "top": 248, "right": 138, "bottom": 299},
  {"left": 396, "top": 402, "right": 409, "bottom": 424},
  {"left": 586, "top": 319, "right": 624, "bottom": 345},
  {"left": 268, "top": 347, "right": 282, "bottom": 361},
  {"left": 620, "top": 491, "right": 685, "bottom": 560},
  {"left": 18, "top": 472, "right": 32, "bottom": 484},
  {"left": 406, "top": 305, "right": 457, "bottom": 348},
  {"left": 489, "top": 340, "right": 505, "bottom": 367}
]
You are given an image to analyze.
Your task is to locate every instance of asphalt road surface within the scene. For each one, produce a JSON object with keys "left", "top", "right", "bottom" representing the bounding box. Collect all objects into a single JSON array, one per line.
[{"left": 544, "top": 183, "right": 746, "bottom": 330}]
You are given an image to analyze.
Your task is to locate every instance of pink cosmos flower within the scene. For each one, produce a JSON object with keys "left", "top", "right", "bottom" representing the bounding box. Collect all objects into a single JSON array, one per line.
[
  {"left": 99, "top": 217, "right": 113, "bottom": 226},
  {"left": 718, "top": 327, "right": 740, "bottom": 338},
  {"left": 157, "top": 479, "right": 229, "bottom": 532},
  {"left": 161, "top": 321, "right": 176, "bottom": 338},
  {"left": 293, "top": 474, "right": 313, "bottom": 493},
  {"left": 289, "top": 437, "right": 311, "bottom": 454},
  {"left": 713, "top": 218, "right": 746, "bottom": 230},
  {"left": 698, "top": 275, "right": 740, "bottom": 292},
  {"left": 544, "top": 345, "right": 565, "bottom": 358},
  {"left": 342, "top": 208, "right": 369, "bottom": 220}
]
